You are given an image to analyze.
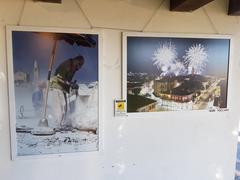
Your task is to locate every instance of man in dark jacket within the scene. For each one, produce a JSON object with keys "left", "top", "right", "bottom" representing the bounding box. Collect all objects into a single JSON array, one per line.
[{"left": 48, "top": 55, "right": 84, "bottom": 128}]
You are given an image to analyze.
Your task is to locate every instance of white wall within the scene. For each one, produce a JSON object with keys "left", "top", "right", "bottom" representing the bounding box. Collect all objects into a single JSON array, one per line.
[{"left": 0, "top": 0, "right": 240, "bottom": 179}]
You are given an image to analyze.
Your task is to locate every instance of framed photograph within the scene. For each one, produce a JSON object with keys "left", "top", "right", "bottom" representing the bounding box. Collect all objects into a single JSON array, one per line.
[
  {"left": 122, "top": 32, "right": 231, "bottom": 114},
  {"left": 7, "top": 26, "right": 102, "bottom": 159},
  {"left": 235, "top": 131, "right": 240, "bottom": 180}
]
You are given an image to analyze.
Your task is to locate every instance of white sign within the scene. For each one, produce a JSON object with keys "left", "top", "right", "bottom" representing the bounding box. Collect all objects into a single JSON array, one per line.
[{"left": 114, "top": 99, "right": 127, "bottom": 116}]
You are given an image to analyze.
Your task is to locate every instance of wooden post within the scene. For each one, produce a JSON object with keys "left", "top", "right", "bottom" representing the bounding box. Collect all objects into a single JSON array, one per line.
[
  {"left": 34, "top": 0, "right": 62, "bottom": 3},
  {"left": 228, "top": 0, "right": 240, "bottom": 15},
  {"left": 170, "top": 0, "right": 214, "bottom": 12}
]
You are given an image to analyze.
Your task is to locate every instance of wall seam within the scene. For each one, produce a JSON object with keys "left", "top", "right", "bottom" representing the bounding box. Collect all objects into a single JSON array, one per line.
[
  {"left": 141, "top": 0, "right": 166, "bottom": 32},
  {"left": 18, "top": 0, "right": 27, "bottom": 26},
  {"left": 75, "top": 0, "right": 93, "bottom": 29},
  {"left": 202, "top": 7, "right": 219, "bottom": 34}
]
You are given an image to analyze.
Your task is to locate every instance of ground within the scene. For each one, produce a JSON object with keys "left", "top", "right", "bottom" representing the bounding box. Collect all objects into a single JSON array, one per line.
[
  {"left": 17, "top": 131, "right": 98, "bottom": 156},
  {"left": 14, "top": 83, "right": 99, "bottom": 156}
]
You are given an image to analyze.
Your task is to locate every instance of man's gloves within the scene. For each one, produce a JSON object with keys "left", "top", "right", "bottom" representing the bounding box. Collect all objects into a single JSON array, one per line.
[{"left": 70, "top": 81, "right": 79, "bottom": 90}]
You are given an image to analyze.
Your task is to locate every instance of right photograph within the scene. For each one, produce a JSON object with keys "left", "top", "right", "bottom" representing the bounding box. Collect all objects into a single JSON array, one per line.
[
  {"left": 235, "top": 125, "right": 240, "bottom": 180},
  {"left": 122, "top": 33, "right": 231, "bottom": 113}
]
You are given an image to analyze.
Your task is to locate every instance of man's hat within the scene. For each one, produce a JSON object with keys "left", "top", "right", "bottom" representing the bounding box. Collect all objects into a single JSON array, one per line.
[{"left": 73, "top": 55, "right": 84, "bottom": 64}]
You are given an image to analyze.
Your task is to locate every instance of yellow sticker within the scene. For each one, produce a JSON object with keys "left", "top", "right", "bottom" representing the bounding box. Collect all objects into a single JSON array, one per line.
[
  {"left": 117, "top": 102, "right": 125, "bottom": 110},
  {"left": 114, "top": 100, "right": 127, "bottom": 116}
]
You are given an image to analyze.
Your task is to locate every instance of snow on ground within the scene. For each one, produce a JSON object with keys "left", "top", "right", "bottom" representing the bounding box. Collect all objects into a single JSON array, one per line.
[
  {"left": 14, "top": 82, "right": 99, "bottom": 156},
  {"left": 138, "top": 81, "right": 216, "bottom": 111},
  {"left": 17, "top": 131, "right": 98, "bottom": 156}
]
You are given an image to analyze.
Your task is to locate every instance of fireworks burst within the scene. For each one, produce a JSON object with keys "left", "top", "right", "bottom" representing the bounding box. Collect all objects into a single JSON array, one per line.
[
  {"left": 152, "top": 42, "right": 177, "bottom": 75},
  {"left": 183, "top": 44, "right": 208, "bottom": 74},
  {"left": 169, "top": 61, "right": 186, "bottom": 76}
]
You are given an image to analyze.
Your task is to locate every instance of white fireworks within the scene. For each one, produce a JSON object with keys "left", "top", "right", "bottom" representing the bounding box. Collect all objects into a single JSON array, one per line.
[
  {"left": 152, "top": 42, "right": 177, "bottom": 75},
  {"left": 183, "top": 44, "right": 208, "bottom": 74},
  {"left": 152, "top": 42, "right": 187, "bottom": 76},
  {"left": 152, "top": 42, "right": 208, "bottom": 76},
  {"left": 170, "top": 61, "right": 186, "bottom": 76}
]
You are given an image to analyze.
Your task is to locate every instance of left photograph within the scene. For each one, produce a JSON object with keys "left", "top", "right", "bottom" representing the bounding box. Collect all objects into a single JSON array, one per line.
[{"left": 7, "top": 26, "right": 100, "bottom": 158}]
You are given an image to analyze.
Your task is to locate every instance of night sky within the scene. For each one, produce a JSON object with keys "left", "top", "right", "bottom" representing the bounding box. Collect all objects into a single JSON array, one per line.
[
  {"left": 127, "top": 36, "right": 230, "bottom": 77},
  {"left": 12, "top": 31, "right": 98, "bottom": 83}
]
